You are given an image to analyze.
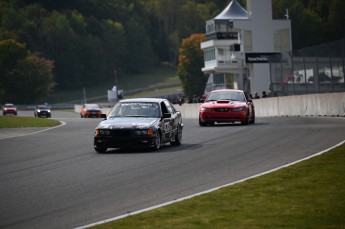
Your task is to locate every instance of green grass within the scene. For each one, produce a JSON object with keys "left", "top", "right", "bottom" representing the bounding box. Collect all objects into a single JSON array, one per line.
[
  {"left": 0, "top": 116, "right": 60, "bottom": 128},
  {"left": 47, "top": 67, "right": 180, "bottom": 103},
  {"left": 93, "top": 143, "right": 345, "bottom": 229}
]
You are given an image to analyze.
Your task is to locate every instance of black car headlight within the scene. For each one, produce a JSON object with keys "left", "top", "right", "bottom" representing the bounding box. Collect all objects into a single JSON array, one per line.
[
  {"left": 134, "top": 129, "right": 154, "bottom": 136},
  {"left": 95, "top": 129, "right": 110, "bottom": 136}
]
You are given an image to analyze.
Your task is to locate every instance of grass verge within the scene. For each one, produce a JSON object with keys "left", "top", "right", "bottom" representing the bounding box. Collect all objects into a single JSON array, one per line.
[
  {"left": 93, "top": 143, "right": 345, "bottom": 229},
  {"left": 0, "top": 116, "right": 60, "bottom": 128}
]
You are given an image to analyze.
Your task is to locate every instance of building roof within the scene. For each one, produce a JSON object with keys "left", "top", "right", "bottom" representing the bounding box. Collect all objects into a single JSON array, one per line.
[{"left": 214, "top": 0, "right": 248, "bottom": 20}]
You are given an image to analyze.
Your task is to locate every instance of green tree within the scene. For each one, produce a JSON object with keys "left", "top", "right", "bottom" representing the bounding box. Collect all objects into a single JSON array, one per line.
[
  {"left": 101, "top": 19, "right": 127, "bottom": 81},
  {"left": 177, "top": 34, "right": 207, "bottom": 98},
  {"left": 0, "top": 39, "right": 55, "bottom": 103},
  {"left": 328, "top": 0, "right": 345, "bottom": 41},
  {"left": 1, "top": 0, "right": 342, "bottom": 99},
  {"left": 0, "top": 39, "right": 27, "bottom": 100},
  {"left": 9, "top": 55, "right": 55, "bottom": 103},
  {"left": 42, "top": 11, "right": 82, "bottom": 89},
  {"left": 125, "top": 18, "right": 154, "bottom": 73}
]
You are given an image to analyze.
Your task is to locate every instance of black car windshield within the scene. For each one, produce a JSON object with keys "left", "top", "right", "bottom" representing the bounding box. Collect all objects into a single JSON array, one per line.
[
  {"left": 206, "top": 91, "right": 245, "bottom": 102},
  {"left": 108, "top": 102, "right": 160, "bottom": 118}
]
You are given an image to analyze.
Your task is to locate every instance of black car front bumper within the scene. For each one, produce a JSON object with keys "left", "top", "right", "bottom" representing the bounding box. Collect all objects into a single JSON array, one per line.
[{"left": 94, "top": 128, "right": 158, "bottom": 149}]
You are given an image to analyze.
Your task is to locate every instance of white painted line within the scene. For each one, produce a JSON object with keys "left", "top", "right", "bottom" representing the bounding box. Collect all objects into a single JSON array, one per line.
[
  {"left": 75, "top": 139, "right": 345, "bottom": 229},
  {"left": 0, "top": 121, "right": 66, "bottom": 140}
]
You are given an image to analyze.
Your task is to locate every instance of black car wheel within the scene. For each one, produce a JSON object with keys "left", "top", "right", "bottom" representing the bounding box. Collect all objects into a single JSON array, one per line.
[
  {"left": 95, "top": 146, "right": 107, "bottom": 153},
  {"left": 153, "top": 131, "right": 161, "bottom": 151},
  {"left": 250, "top": 111, "right": 255, "bottom": 124},
  {"left": 171, "top": 125, "right": 182, "bottom": 146},
  {"left": 241, "top": 112, "right": 250, "bottom": 125},
  {"left": 199, "top": 116, "right": 207, "bottom": 127}
]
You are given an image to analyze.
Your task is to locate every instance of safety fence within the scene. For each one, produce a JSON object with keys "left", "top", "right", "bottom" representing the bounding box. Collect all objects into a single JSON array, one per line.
[{"left": 269, "top": 39, "right": 345, "bottom": 96}]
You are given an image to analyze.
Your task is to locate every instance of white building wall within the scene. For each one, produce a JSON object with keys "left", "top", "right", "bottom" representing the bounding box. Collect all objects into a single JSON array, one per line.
[
  {"left": 235, "top": 0, "right": 291, "bottom": 95},
  {"left": 251, "top": 64, "right": 271, "bottom": 95},
  {"left": 248, "top": 0, "right": 274, "bottom": 94}
]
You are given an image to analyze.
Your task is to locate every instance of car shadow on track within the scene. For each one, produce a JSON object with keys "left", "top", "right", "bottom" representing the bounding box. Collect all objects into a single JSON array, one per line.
[{"left": 97, "top": 143, "right": 203, "bottom": 154}]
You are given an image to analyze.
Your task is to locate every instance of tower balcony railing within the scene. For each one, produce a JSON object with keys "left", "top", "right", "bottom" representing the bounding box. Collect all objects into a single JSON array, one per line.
[{"left": 206, "top": 32, "right": 239, "bottom": 41}]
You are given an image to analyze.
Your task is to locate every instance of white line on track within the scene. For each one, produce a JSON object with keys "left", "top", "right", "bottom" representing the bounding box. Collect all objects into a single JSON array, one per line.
[
  {"left": 0, "top": 121, "right": 66, "bottom": 140},
  {"left": 75, "top": 139, "right": 345, "bottom": 229}
]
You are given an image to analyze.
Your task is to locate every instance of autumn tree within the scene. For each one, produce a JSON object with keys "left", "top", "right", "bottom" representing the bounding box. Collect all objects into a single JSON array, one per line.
[
  {"left": 177, "top": 34, "right": 207, "bottom": 98},
  {"left": 0, "top": 39, "right": 54, "bottom": 103}
]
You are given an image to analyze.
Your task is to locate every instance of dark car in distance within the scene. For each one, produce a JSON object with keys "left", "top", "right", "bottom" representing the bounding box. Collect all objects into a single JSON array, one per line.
[
  {"left": 199, "top": 89, "right": 255, "bottom": 126},
  {"left": 94, "top": 98, "right": 183, "bottom": 153},
  {"left": 2, "top": 103, "right": 17, "bottom": 116},
  {"left": 34, "top": 105, "right": 51, "bottom": 118}
]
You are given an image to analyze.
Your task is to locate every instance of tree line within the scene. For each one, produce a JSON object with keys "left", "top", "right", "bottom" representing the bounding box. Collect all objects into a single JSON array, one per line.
[{"left": 0, "top": 0, "right": 343, "bottom": 103}]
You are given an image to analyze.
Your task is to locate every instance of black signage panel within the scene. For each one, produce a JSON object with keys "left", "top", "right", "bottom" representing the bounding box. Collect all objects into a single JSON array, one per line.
[{"left": 245, "top": 52, "right": 281, "bottom": 63}]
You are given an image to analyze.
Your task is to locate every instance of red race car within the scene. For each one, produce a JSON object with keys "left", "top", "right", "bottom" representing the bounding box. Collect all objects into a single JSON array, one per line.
[
  {"left": 199, "top": 89, "right": 255, "bottom": 126},
  {"left": 2, "top": 103, "right": 17, "bottom": 116}
]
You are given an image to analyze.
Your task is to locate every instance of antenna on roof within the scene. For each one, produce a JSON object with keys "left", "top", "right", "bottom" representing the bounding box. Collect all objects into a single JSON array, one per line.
[{"left": 285, "top": 9, "right": 289, "bottom": 20}]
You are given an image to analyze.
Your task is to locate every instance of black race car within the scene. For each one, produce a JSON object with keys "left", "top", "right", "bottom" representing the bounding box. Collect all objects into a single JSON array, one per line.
[
  {"left": 94, "top": 98, "right": 183, "bottom": 153},
  {"left": 34, "top": 105, "right": 51, "bottom": 118}
]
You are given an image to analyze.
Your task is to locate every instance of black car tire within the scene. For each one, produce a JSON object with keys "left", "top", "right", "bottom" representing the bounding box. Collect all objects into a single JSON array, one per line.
[
  {"left": 153, "top": 131, "right": 161, "bottom": 151},
  {"left": 95, "top": 146, "right": 107, "bottom": 153},
  {"left": 199, "top": 116, "right": 207, "bottom": 127},
  {"left": 241, "top": 112, "right": 250, "bottom": 125},
  {"left": 171, "top": 125, "right": 182, "bottom": 146},
  {"left": 250, "top": 112, "right": 255, "bottom": 124}
]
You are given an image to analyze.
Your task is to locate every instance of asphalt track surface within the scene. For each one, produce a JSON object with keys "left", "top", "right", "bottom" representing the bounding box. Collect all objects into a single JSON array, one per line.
[{"left": 1, "top": 111, "right": 345, "bottom": 229}]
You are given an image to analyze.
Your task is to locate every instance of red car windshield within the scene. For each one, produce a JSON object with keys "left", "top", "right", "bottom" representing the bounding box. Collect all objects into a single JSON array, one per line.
[
  {"left": 207, "top": 91, "right": 245, "bottom": 102},
  {"left": 86, "top": 105, "right": 100, "bottom": 109},
  {"left": 4, "top": 104, "right": 15, "bottom": 108}
]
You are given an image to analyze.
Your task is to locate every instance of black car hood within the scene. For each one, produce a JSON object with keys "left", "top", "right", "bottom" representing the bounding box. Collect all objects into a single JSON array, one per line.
[{"left": 97, "top": 117, "right": 159, "bottom": 129}]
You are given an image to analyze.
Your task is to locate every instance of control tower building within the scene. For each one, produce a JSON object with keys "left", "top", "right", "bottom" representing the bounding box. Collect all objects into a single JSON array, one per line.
[{"left": 201, "top": 0, "right": 292, "bottom": 96}]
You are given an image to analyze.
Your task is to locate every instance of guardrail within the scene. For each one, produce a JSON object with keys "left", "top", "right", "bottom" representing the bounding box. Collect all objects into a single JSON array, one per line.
[
  {"left": 251, "top": 92, "right": 345, "bottom": 117},
  {"left": 73, "top": 92, "right": 345, "bottom": 118}
]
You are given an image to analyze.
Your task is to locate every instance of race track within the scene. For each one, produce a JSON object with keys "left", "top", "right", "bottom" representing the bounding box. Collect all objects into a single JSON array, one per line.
[{"left": 1, "top": 111, "right": 345, "bottom": 229}]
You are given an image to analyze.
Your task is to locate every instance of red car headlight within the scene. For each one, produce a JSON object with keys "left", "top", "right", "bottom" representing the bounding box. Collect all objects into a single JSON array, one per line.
[
  {"left": 232, "top": 107, "right": 245, "bottom": 112},
  {"left": 201, "top": 107, "right": 213, "bottom": 112}
]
